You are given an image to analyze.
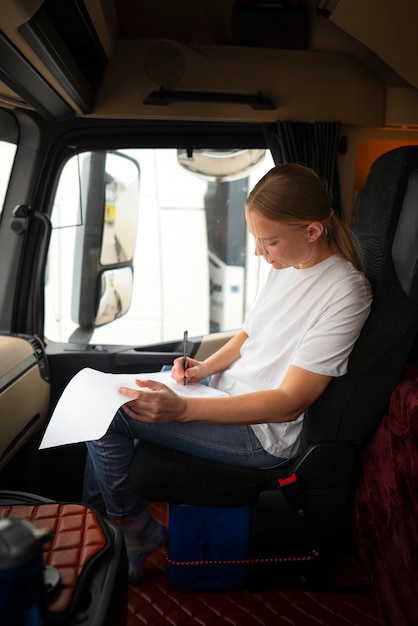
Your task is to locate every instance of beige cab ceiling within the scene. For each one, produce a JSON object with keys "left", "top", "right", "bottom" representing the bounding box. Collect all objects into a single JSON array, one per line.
[{"left": 0, "top": 0, "right": 416, "bottom": 126}]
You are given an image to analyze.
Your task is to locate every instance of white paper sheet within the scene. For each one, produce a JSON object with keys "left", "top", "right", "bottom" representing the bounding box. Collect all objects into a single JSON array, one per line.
[{"left": 38, "top": 367, "right": 227, "bottom": 450}]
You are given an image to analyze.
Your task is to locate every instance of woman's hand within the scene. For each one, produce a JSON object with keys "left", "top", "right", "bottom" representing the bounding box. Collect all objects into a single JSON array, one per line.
[
  {"left": 170, "top": 330, "right": 247, "bottom": 385},
  {"left": 170, "top": 356, "right": 211, "bottom": 385},
  {"left": 118, "top": 379, "right": 187, "bottom": 423}
]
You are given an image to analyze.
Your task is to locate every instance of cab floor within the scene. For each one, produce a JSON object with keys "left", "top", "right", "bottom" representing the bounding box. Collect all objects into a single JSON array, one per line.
[{"left": 127, "top": 503, "right": 381, "bottom": 626}]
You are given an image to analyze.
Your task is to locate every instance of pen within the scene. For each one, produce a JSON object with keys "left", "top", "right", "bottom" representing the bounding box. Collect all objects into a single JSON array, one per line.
[{"left": 183, "top": 330, "right": 188, "bottom": 385}]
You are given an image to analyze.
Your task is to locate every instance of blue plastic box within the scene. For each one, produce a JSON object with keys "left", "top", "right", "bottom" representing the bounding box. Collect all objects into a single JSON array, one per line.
[{"left": 167, "top": 503, "right": 251, "bottom": 592}]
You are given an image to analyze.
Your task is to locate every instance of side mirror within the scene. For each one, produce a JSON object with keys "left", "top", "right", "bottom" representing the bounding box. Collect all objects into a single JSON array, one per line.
[
  {"left": 177, "top": 148, "right": 266, "bottom": 181},
  {"left": 95, "top": 267, "right": 133, "bottom": 327},
  {"left": 71, "top": 151, "right": 140, "bottom": 332}
]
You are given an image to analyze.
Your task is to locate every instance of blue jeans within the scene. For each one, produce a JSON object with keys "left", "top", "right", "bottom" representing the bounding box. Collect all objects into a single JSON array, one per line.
[{"left": 83, "top": 407, "right": 290, "bottom": 518}]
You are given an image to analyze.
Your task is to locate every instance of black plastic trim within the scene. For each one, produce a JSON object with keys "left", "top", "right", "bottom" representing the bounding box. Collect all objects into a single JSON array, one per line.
[
  {"left": 144, "top": 88, "right": 276, "bottom": 110},
  {"left": 19, "top": 8, "right": 94, "bottom": 113},
  {"left": 0, "top": 32, "right": 73, "bottom": 121}
]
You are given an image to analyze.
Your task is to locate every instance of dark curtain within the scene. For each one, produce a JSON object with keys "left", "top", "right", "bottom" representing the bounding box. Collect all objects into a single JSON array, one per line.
[{"left": 264, "top": 121, "right": 341, "bottom": 215}]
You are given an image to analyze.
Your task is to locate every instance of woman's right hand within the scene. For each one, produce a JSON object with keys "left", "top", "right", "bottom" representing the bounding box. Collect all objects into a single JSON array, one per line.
[{"left": 171, "top": 356, "right": 210, "bottom": 385}]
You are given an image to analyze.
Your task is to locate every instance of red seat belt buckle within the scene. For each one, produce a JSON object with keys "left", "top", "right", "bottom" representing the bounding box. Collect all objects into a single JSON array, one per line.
[{"left": 278, "top": 472, "right": 298, "bottom": 487}]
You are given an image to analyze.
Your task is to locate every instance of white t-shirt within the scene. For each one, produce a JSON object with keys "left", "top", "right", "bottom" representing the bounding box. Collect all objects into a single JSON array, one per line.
[{"left": 210, "top": 255, "right": 372, "bottom": 458}]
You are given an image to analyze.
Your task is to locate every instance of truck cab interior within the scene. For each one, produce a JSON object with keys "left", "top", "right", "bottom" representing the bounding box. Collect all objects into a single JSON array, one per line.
[{"left": 0, "top": 1, "right": 418, "bottom": 625}]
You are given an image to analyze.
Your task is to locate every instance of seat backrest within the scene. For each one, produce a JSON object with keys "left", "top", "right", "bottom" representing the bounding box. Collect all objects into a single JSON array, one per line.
[{"left": 302, "top": 146, "right": 418, "bottom": 447}]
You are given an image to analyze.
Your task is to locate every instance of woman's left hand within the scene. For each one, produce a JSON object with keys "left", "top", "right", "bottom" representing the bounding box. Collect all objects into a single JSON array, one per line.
[{"left": 118, "top": 379, "right": 187, "bottom": 423}]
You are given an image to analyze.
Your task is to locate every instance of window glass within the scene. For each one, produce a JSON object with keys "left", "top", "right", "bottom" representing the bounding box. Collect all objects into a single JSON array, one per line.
[
  {"left": 44, "top": 148, "right": 273, "bottom": 345},
  {"left": 0, "top": 141, "right": 17, "bottom": 216}
]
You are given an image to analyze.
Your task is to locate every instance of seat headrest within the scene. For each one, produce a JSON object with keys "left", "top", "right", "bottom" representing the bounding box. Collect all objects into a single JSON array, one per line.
[{"left": 353, "top": 146, "right": 418, "bottom": 302}]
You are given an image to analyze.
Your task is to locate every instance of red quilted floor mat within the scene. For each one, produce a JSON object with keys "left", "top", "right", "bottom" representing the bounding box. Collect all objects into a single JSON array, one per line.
[{"left": 127, "top": 504, "right": 382, "bottom": 626}]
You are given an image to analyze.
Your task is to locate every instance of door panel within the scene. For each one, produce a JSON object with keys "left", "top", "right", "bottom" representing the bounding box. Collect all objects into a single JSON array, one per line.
[{"left": 0, "top": 335, "right": 50, "bottom": 470}]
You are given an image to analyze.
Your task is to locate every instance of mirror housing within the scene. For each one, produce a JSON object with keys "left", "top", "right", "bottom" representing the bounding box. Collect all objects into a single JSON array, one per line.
[
  {"left": 177, "top": 148, "right": 266, "bottom": 181},
  {"left": 71, "top": 151, "right": 140, "bottom": 331}
]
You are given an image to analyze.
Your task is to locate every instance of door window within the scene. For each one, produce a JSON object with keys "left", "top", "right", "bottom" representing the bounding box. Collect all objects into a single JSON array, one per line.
[
  {"left": 0, "top": 141, "right": 17, "bottom": 216},
  {"left": 45, "top": 147, "right": 273, "bottom": 345}
]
